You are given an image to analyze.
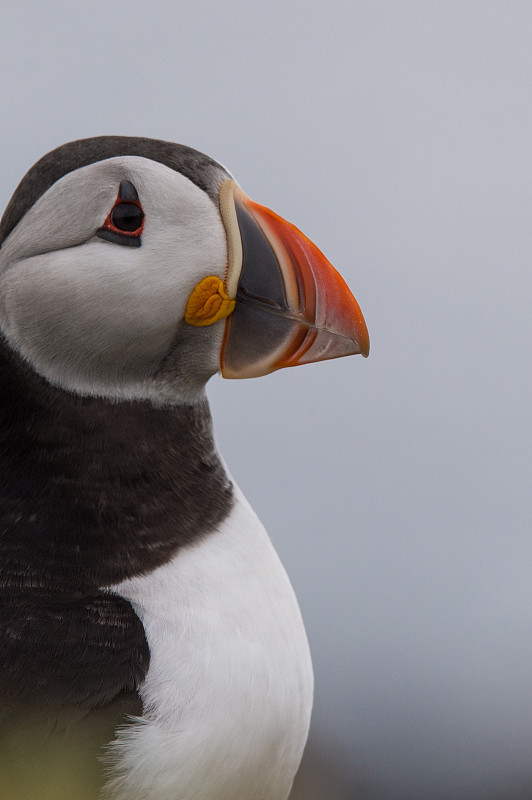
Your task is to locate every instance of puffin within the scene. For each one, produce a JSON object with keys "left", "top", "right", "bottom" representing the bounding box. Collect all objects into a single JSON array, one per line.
[{"left": 0, "top": 137, "right": 369, "bottom": 800}]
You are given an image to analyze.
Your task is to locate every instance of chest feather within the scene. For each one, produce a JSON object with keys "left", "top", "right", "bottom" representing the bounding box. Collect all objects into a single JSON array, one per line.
[{"left": 105, "top": 487, "right": 314, "bottom": 800}]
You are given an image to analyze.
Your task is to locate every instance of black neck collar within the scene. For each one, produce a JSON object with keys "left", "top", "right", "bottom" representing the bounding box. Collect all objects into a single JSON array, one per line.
[{"left": 0, "top": 341, "right": 233, "bottom": 590}]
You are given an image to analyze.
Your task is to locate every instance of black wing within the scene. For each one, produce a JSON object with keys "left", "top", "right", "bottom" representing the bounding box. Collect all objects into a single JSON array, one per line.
[{"left": 0, "top": 588, "right": 149, "bottom": 798}]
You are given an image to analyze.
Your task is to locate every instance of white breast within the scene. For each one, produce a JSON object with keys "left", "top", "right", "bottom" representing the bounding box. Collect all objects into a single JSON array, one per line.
[{"left": 104, "top": 484, "right": 314, "bottom": 800}]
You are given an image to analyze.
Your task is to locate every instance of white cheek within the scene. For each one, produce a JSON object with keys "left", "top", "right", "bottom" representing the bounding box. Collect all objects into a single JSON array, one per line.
[
  {"left": 1, "top": 246, "right": 168, "bottom": 379},
  {"left": 0, "top": 213, "right": 226, "bottom": 392},
  {"left": 0, "top": 155, "right": 229, "bottom": 398}
]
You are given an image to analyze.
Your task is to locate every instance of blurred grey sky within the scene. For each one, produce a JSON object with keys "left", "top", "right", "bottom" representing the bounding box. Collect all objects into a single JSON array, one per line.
[{"left": 1, "top": 2, "right": 532, "bottom": 798}]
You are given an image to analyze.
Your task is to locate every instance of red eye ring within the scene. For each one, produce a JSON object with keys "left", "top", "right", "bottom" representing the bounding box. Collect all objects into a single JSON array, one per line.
[
  {"left": 101, "top": 199, "right": 144, "bottom": 237},
  {"left": 97, "top": 181, "right": 144, "bottom": 247}
]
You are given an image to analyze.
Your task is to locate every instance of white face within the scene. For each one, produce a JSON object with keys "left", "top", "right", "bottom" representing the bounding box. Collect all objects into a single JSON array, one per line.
[{"left": 0, "top": 157, "right": 228, "bottom": 403}]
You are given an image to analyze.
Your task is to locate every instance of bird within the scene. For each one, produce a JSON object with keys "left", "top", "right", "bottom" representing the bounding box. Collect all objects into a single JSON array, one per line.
[{"left": 0, "top": 137, "right": 369, "bottom": 800}]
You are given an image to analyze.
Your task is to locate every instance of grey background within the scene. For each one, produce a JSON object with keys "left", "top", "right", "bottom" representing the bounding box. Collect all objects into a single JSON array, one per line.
[{"left": 1, "top": 2, "right": 532, "bottom": 798}]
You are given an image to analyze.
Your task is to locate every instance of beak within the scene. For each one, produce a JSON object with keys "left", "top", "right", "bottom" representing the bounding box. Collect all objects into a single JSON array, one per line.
[{"left": 218, "top": 180, "right": 369, "bottom": 379}]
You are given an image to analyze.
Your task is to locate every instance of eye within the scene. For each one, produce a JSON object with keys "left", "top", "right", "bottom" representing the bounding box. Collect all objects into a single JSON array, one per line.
[
  {"left": 111, "top": 203, "right": 144, "bottom": 232},
  {"left": 97, "top": 180, "right": 144, "bottom": 248}
]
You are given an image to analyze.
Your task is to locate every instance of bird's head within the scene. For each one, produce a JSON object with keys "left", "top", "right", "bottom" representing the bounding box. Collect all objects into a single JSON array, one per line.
[{"left": 0, "top": 137, "right": 369, "bottom": 404}]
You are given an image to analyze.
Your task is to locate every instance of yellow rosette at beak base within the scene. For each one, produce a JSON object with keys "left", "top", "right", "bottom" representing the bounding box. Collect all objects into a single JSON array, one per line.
[{"left": 185, "top": 276, "right": 236, "bottom": 327}]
